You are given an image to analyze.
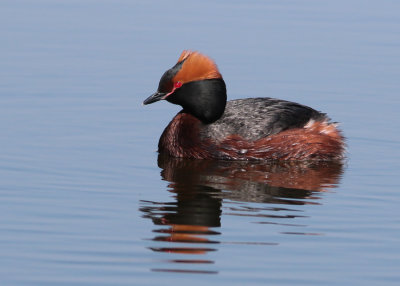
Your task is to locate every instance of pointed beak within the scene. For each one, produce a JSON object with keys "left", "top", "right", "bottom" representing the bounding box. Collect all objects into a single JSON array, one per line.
[{"left": 143, "top": 91, "right": 167, "bottom": 105}]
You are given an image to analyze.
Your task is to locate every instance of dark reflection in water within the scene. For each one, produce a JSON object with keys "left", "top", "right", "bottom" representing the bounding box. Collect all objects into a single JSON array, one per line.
[{"left": 140, "top": 154, "right": 343, "bottom": 274}]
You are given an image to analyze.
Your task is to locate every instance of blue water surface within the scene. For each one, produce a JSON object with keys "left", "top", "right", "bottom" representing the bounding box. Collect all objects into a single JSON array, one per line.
[{"left": 0, "top": 1, "right": 399, "bottom": 285}]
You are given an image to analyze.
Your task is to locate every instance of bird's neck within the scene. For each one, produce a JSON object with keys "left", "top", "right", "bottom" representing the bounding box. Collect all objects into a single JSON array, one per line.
[{"left": 167, "top": 78, "right": 227, "bottom": 124}]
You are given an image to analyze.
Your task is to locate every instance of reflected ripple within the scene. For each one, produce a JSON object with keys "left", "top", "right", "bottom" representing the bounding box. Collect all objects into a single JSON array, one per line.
[{"left": 140, "top": 155, "right": 343, "bottom": 274}]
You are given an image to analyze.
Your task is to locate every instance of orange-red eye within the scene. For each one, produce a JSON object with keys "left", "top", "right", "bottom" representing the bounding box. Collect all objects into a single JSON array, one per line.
[{"left": 174, "top": 81, "right": 182, "bottom": 88}]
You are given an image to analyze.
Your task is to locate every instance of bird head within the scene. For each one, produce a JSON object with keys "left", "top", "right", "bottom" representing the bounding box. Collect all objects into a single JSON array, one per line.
[{"left": 144, "top": 51, "right": 227, "bottom": 124}]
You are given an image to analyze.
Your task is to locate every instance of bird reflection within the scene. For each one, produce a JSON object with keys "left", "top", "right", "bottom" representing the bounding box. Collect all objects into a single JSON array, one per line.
[{"left": 140, "top": 154, "right": 343, "bottom": 274}]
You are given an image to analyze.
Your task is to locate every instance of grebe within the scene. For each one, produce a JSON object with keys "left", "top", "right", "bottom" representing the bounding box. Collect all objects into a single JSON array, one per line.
[{"left": 143, "top": 51, "right": 345, "bottom": 161}]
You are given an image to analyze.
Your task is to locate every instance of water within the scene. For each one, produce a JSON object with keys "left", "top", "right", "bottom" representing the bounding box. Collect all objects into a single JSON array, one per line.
[{"left": 1, "top": 0, "right": 399, "bottom": 285}]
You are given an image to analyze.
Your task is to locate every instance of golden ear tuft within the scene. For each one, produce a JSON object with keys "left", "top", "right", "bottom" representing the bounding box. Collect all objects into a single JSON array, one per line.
[
  {"left": 174, "top": 50, "right": 222, "bottom": 84},
  {"left": 177, "top": 50, "right": 193, "bottom": 63}
]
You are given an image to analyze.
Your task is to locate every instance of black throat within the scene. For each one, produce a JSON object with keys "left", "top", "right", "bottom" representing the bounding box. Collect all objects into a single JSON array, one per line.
[{"left": 167, "top": 78, "right": 227, "bottom": 124}]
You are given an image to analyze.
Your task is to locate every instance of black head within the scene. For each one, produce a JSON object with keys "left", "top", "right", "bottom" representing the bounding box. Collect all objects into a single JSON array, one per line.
[{"left": 143, "top": 51, "right": 227, "bottom": 124}]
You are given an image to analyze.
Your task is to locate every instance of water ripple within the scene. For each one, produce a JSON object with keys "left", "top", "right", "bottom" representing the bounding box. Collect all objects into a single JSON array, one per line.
[{"left": 140, "top": 155, "right": 343, "bottom": 274}]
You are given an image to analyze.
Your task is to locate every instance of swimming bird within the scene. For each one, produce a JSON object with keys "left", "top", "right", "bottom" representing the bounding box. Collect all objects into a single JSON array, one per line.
[{"left": 143, "top": 51, "right": 345, "bottom": 161}]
